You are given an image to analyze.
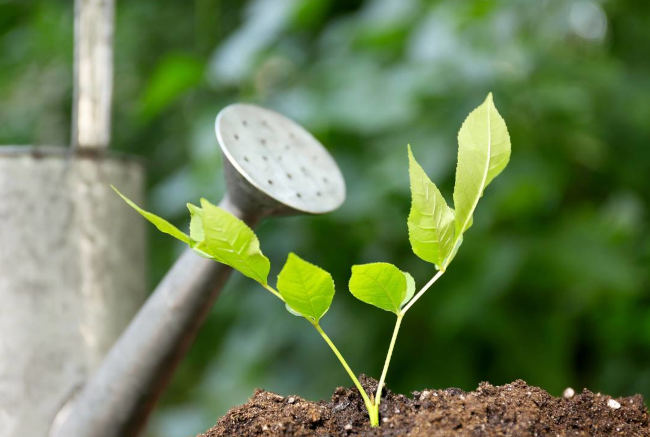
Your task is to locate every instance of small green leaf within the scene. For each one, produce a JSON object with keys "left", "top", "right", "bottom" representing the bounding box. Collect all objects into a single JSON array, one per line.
[
  {"left": 349, "top": 263, "right": 408, "bottom": 314},
  {"left": 194, "top": 198, "right": 270, "bottom": 285},
  {"left": 407, "top": 146, "right": 456, "bottom": 269},
  {"left": 401, "top": 271, "right": 415, "bottom": 308},
  {"left": 187, "top": 203, "right": 205, "bottom": 243},
  {"left": 186, "top": 203, "right": 213, "bottom": 259},
  {"left": 112, "top": 185, "right": 190, "bottom": 245},
  {"left": 277, "top": 253, "right": 335, "bottom": 322},
  {"left": 453, "top": 93, "right": 511, "bottom": 235}
]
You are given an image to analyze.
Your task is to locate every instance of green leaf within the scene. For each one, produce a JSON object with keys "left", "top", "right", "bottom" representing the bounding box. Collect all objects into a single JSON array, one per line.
[
  {"left": 453, "top": 93, "right": 511, "bottom": 235},
  {"left": 349, "top": 262, "right": 408, "bottom": 314},
  {"left": 187, "top": 203, "right": 205, "bottom": 243},
  {"left": 407, "top": 146, "right": 456, "bottom": 269},
  {"left": 194, "top": 198, "right": 270, "bottom": 285},
  {"left": 112, "top": 185, "right": 190, "bottom": 245},
  {"left": 277, "top": 253, "right": 335, "bottom": 322},
  {"left": 186, "top": 203, "right": 214, "bottom": 259},
  {"left": 114, "top": 188, "right": 270, "bottom": 284},
  {"left": 401, "top": 271, "right": 415, "bottom": 308},
  {"left": 284, "top": 303, "right": 303, "bottom": 318}
]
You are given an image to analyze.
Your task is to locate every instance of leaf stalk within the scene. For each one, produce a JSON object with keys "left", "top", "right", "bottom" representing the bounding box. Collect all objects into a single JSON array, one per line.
[
  {"left": 399, "top": 269, "right": 444, "bottom": 315},
  {"left": 263, "top": 284, "right": 285, "bottom": 301}
]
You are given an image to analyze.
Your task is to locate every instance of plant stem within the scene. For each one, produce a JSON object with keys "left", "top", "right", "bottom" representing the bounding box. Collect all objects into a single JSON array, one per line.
[
  {"left": 311, "top": 322, "right": 379, "bottom": 426},
  {"left": 374, "top": 313, "right": 403, "bottom": 408},
  {"left": 399, "top": 269, "right": 444, "bottom": 315},
  {"left": 263, "top": 284, "right": 284, "bottom": 301},
  {"left": 372, "top": 269, "right": 447, "bottom": 411}
]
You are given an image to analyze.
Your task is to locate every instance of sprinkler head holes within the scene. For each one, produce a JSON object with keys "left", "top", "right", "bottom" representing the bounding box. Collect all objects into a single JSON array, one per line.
[{"left": 216, "top": 104, "right": 345, "bottom": 216}]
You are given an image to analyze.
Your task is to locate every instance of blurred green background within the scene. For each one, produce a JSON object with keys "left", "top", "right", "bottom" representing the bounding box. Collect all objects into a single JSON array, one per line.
[{"left": 2, "top": 0, "right": 649, "bottom": 435}]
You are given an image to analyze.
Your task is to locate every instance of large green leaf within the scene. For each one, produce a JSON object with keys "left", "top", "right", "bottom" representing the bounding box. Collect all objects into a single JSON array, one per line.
[
  {"left": 277, "top": 253, "right": 335, "bottom": 322},
  {"left": 407, "top": 146, "right": 456, "bottom": 269},
  {"left": 194, "top": 198, "right": 270, "bottom": 285},
  {"left": 453, "top": 93, "right": 511, "bottom": 235},
  {"left": 349, "top": 262, "right": 409, "bottom": 314},
  {"left": 112, "top": 186, "right": 190, "bottom": 245}
]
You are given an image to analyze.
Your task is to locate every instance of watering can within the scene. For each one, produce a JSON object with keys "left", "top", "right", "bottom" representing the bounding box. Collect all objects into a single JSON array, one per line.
[
  {"left": 0, "top": 1, "right": 346, "bottom": 436},
  {"left": 51, "top": 101, "right": 346, "bottom": 437}
]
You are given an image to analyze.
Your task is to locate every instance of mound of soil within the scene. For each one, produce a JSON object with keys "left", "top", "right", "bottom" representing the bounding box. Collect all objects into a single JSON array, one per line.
[{"left": 199, "top": 376, "right": 649, "bottom": 436}]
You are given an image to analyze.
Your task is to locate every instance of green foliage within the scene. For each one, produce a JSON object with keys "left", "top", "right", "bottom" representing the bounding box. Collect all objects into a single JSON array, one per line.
[
  {"left": 112, "top": 186, "right": 191, "bottom": 245},
  {"left": 138, "top": 53, "right": 204, "bottom": 121},
  {"left": 407, "top": 146, "right": 456, "bottom": 270},
  {"left": 407, "top": 94, "right": 510, "bottom": 271},
  {"left": 453, "top": 93, "right": 511, "bottom": 235},
  {"left": 402, "top": 272, "right": 416, "bottom": 308},
  {"left": 187, "top": 203, "right": 205, "bottom": 243},
  {"left": 114, "top": 187, "right": 270, "bottom": 285},
  {"left": 277, "top": 253, "right": 335, "bottom": 323},
  {"left": 192, "top": 199, "right": 270, "bottom": 285},
  {"left": 349, "top": 262, "right": 410, "bottom": 314}
]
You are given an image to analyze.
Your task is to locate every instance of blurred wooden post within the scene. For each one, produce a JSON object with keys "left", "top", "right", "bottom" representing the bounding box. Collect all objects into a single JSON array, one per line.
[
  {"left": 73, "top": 0, "right": 114, "bottom": 149},
  {"left": 0, "top": 1, "right": 147, "bottom": 436}
]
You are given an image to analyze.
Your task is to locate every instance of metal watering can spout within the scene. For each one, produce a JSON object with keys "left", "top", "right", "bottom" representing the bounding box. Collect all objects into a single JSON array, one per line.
[{"left": 50, "top": 104, "right": 346, "bottom": 437}]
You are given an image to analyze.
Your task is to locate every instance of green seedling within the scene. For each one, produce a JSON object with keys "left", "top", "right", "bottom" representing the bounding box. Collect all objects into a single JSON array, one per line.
[{"left": 113, "top": 93, "right": 510, "bottom": 427}]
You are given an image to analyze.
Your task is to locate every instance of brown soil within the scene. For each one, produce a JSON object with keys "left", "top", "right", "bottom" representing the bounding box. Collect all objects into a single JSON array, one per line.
[{"left": 199, "top": 376, "right": 649, "bottom": 436}]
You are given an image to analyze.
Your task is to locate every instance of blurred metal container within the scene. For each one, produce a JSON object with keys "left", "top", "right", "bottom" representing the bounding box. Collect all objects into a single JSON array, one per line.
[{"left": 0, "top": 146, "right": 146, "bottom": 436}]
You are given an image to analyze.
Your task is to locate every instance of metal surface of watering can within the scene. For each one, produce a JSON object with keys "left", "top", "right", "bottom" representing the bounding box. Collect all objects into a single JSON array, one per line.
[{"left": 0, "top": 147, "right": 147, "bottom": 437}]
